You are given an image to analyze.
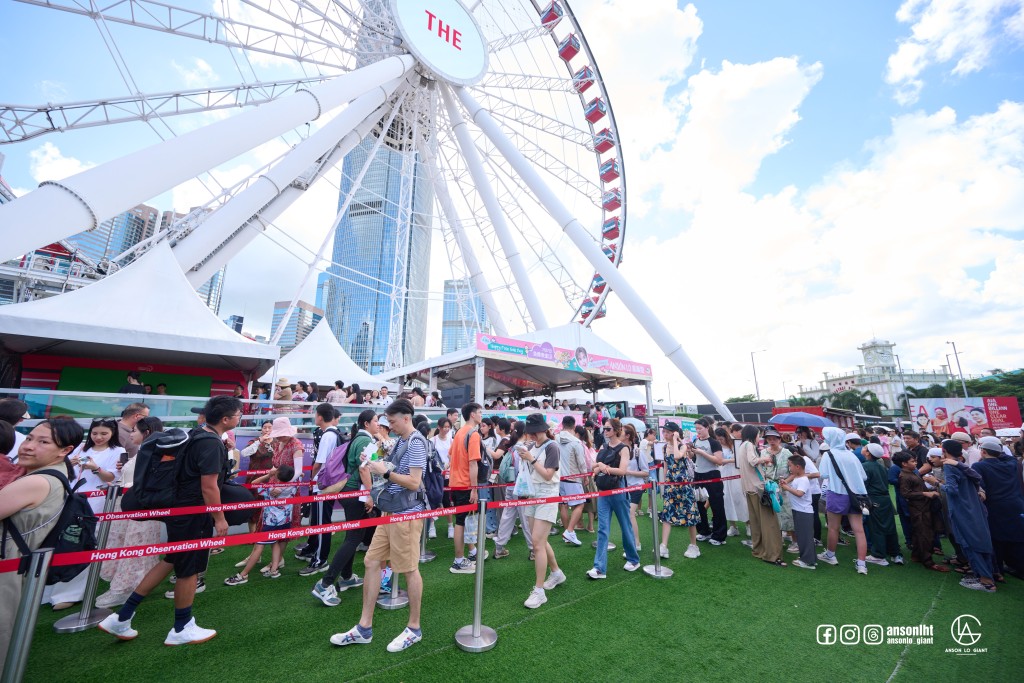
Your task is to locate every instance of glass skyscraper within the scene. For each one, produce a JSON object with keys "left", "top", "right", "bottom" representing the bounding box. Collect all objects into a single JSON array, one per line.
[
  {"left": 68, "top": 203, "right": 159, "bottom": 264},
  {"left": 272, "top": 299, "right": 323, "bottom": 354},
  {"left": 324, "top": 124, "right": 433, "bottom": 374},
  {"left": 441, "top": 278, "right": 489, "bottom": 354}
]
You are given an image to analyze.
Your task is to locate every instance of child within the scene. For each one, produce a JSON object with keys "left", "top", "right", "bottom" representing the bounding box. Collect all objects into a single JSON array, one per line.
[
  {"left": 861, "top": 444, "right": 903, "bottom": 566},
  {"left": 780, "top": 455, "right": 815, "bottom": 569},
  {"left": 893, "top": 453, "right": 949, "bottom": 573},
  {"left": 224, "top": 465, "right": 296, "bottom": 585}
]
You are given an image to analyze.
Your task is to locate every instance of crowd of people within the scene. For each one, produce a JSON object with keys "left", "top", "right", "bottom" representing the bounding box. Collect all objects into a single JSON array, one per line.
[{"left": 1, "top": 393, "right": 1023, "bottom": 663}]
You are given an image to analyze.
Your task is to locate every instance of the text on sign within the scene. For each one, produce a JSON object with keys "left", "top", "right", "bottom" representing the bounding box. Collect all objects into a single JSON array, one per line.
[{"left": 425, "top": 10, "right": 462, "bottom": 50}]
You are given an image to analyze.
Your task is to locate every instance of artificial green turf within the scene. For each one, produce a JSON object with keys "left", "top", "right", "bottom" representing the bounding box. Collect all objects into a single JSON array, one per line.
[{"left": 22, "top": 505, "right": 1023, "bottom": 683}]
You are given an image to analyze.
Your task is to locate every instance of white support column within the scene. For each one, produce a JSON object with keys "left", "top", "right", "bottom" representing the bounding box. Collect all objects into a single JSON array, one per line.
[
  {"left": 475, "top": 357, "right": 486, "bottom": 405},
  {"left": 419, "top": 141, "right": 508, "bottom": 337},
  {"left": 269, "top": 89, "right": 410, "bottom": 345},
  {"left": 0, "top": 54, "right": 416, "bottom": 263},
  {"left": 440, "top": 84, "right": 548, "bottom": 331},
  {"left": 179, "top": 77, "right": 405, "bottom": 285},
  {"left": 455, "top": 86, "right": 734, "bottom": 420}
]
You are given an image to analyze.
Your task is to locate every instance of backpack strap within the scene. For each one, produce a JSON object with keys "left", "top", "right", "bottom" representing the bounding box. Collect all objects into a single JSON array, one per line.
[{"left": 1, "top": 469, "right": 72, "bottom": 571}]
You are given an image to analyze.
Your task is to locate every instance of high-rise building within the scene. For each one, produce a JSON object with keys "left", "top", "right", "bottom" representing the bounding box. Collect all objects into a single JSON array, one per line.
[
  {"left": 323, "top": 116, "right": 434, "bottom": 374},
  {"left": 196, "top": 266, "right": 227, "bottom": 317},
  {"left": 224, "top": 314, "right": 245, "bottom": 333},
  {"left": 441, "top": 278, "right": 489, "bottom": 354},
  {"left": 67, "top": 203, "right": 159, "bottom": 264},
  {"left": 271, "top": 299, "right": 323, "bottom": 353}
]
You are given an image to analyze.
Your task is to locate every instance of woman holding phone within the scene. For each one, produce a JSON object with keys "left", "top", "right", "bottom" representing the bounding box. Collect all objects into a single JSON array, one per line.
[
  {"left": 587, "top": 418, "right": 640, "bottom": 579},
  {"left": 518, "top": 414, "right": 564, "bottom": 608}
]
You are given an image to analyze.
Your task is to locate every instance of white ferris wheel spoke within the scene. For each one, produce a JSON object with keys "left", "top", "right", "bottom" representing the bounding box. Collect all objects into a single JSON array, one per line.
[
  {"left": 14, "top": 0, "right": 356, "bottom": 69},
  {"left": 454, "top": 85, "right": 735, "bottom": 419},
  {"left": 468, "top": 87, "right": 594, "bottom": 148},
  {"left": 0, "top": 53, "right": 415, "bottom": 263},
  {"left": 440, "top": 83, "right": 547, "bottom": 331},
  {"left": 418, "top": 138, "right": 509, "bottom": 338},
  {"left": 479, "top": 72, "right": 576, "bottom": 93},
  {"left": 0, "top": 77, "right": 332, "bottom": 145}
]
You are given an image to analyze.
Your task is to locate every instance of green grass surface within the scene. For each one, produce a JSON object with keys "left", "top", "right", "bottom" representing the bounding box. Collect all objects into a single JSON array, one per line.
[{"left": 24, "top": 507, "right": 1023, "bottom": 683}]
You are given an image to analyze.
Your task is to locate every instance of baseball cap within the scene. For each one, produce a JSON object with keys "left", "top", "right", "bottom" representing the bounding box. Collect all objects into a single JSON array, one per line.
[
  {"left": 661, "top": 421, "right": 681, "bottom": 434},
  {"left": 978, "top": 436, "right": 1003, "bottom": 453}
]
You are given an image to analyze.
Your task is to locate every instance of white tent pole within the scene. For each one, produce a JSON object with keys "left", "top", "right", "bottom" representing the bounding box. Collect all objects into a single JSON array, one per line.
[
  {"left": 269, "top": 88, "right": 411, "bottom": 345},
  {"left": 454, "top": 86, "right": 734, "bottom": 420},
  {"left": 0, "top": 54, "right": 416, "bottom": 263},
  {"left": 175, "top": 77, "right": 406, "bottom": 281},
  {"left": 418, "top": 140, "right": 508, "bottom": 337},
  {"left": 439, "top": 84, "right": 548, "bottom": 331}
]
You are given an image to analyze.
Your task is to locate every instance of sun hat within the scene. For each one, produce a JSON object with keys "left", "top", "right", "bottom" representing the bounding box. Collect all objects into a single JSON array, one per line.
[
  {"left": 763, "top": 427, "right": 782, "bottom": 439},
  {"left": 275, "top": 377, "right": 291, "bottom": 388},
  {"left": 267, "top": 416, "right": 297, "bottom": 438}
]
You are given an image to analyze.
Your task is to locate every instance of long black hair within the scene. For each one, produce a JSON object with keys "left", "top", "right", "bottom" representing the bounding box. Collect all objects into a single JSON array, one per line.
[
  {"left": 741, "top": 424, "right": 759, "bottom": 445},
  {"left": 83, "top": 417, "right": 122, "bottom": 452},
  {"left": 138, "top": 416, "right": 164, "bottom": 439},
  {"left": 349, "top": 383, "right": 363, "bottom": 405},
  {"left": 350, "top": 409, "right": 377, "bottom": 439}
]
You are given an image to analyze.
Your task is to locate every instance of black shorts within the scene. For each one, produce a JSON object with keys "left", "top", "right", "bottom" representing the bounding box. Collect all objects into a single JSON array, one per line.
[
  {"left": 629, "top": 489, "right": 644, "bottom": 506},
  {"left": 451, "top": 490, "right": 471, "bottom": 526},
  {"left": 163, "top": 513, "right": 213, "bottom": 578}
]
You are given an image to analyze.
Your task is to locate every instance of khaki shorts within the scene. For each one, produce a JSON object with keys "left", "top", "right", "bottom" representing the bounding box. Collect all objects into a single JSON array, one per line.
[
  {"left": 528, "top": 502, "right": 559, "bottom": 524},
  {"left": 365, "top": 516, "right": 424, "bottom": 574}
]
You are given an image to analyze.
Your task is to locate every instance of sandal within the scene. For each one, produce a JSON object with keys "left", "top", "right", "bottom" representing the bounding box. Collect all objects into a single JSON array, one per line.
[
  {"left": 926, "top": 563, "right": 950, "bottom": 573},
  {"left": 762, "top": 559, "right": 787, "bottom": 567},
  {"left": 994, "top": 574, "right": 1006, "bottom": 584}
]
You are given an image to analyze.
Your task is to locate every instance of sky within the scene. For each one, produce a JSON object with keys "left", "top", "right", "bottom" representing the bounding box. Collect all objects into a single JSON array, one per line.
[{"left": 1, "top": 0, "right": 1023, "bottom": 407}]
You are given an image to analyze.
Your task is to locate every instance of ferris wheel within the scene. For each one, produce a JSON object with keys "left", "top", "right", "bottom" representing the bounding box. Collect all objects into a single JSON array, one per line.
[{"left": 0, "top": 0, "right": 733, "bottom": 416}]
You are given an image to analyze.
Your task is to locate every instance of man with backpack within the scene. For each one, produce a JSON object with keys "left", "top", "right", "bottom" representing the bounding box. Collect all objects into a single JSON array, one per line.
[
  {"left": 99, "top": 396, "right": 241, "bottom": 646},
  {"left": 447, "top": 402, "right": 483, "bottom": 573},
  {"left": 330, "top": 398, "right": 429, "bottom": 652},
  {"left": 299, "top": 403, "right": 342, "bottom": 574}
]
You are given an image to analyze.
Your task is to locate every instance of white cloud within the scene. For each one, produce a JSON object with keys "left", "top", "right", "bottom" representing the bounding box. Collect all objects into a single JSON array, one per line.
[
  {"left": 27, "top": 142, "right": 95, "bottom": 182},
  {"left": 886, "top": 0, "right": 1024, "bottom": 105},
  {"left": 171, "top": 58, "right": 220, "bottom": 88}
]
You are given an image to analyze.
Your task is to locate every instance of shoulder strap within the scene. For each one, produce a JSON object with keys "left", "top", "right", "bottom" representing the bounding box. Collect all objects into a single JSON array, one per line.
[
  {"left": 827, "top": 452, "right": 853, "bottom": 493},
  {"left": 464, "top": 427, "right": 479, "bottom": 451}
]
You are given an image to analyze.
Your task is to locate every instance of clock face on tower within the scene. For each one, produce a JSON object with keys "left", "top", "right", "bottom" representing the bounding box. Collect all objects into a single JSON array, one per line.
[
  {"left": 864, "top": 348, "right": 879, "bottom": 365},
  {"left": 877, "top": 349, "right": 893, "bottom": 365}
]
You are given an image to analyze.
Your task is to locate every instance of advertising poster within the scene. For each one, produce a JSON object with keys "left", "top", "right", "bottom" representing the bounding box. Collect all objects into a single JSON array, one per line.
[
  {"left": 476, "top": 333, "right": 653, "bottom": 381},
  {"left": 907, "top": 397, "right": 1022, "bottom": 435}
]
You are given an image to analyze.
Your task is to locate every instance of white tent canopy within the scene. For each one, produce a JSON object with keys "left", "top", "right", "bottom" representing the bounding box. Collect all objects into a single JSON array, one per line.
[
  {"left": 515, "top": 323, "right": 633, "bottom": 361},
  {"left": 259, "top": 320, "right": 399, "bottom": 392},
  {"left": 0, "top": 242, "right": 279, "bottom": 375}
]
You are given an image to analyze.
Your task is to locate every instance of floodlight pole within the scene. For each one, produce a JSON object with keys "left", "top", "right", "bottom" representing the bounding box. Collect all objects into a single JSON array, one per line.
[
  {"left": 454, "top": 86, "right": 734, "bottom": 420},
  {"left": 946, "top": 341, "right": 969, "bottom": 399}
]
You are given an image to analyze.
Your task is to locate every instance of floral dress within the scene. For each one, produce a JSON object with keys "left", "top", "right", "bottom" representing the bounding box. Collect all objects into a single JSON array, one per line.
[
  {"left": 271, "top": 437, "right": 305, "bottom": 527},
  {"left": 659, "top": 450, "right": 700, "bottom": 527}
]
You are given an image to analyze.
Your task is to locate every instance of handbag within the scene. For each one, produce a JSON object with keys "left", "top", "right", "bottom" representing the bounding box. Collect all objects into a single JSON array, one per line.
[
  {"left": 693, "top": 486, "right": 709, "bottom": 502},
  {"left": 754, "top": 461, "right": 780, "bottom": 511},
  {"left": 827, "top": 452, "right": 876, "bottom": 514},
  {"left": 594, "top": 443, "right": 626, "bottom": 491}
]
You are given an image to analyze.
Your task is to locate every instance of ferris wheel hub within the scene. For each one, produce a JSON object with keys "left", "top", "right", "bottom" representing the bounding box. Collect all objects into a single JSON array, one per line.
[{"left": 389, "top": 0, "right": 488, "bottom": 86}]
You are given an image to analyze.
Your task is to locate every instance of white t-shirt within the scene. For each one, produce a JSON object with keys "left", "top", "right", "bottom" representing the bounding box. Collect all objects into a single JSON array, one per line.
[
  {"left": 432, "top": 433, "right": 452, "bottom": 469},
  {"left": 71, "top": 445, "right": 126, "bottom": 512},
  {"left": 313, "top": 427, "right": 340, "bottom": 493},
  {"left": 802, "top": 456, "right": 821, "bottom": 495},
  {"left": 787, "top": 475, "right": 813, "bottom": 513},
  {"left": 6, "top": 430, "right": 26, "bottom": 463}
]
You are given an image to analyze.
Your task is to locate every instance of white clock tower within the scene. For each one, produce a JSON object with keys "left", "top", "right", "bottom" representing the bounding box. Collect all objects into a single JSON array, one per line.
[{"left": 859, "top": 339, "right": 896, "bottom": 372}]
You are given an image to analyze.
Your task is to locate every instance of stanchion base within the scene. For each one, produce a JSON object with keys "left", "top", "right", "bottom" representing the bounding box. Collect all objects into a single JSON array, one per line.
[
  {"left": 642, "top": 564, "right": 674, "bottom": 579},
  {"left": 53, "top": 607, "right": 113, "bottom": 633},
  {"left": 454, "top": 624, "right": 498, "bottom": 653},
  {"left": 376, "top": 590, "right": 409, "bottom": 610},
  {"left": 419, "top": 550, "right": 437, "bottom": 563}
]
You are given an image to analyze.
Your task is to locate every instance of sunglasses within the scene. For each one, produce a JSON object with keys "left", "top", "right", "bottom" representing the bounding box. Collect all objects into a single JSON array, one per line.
[
  {"left": 602, "top": 427, "right": 613, "bottom": 432},
  {"left": 90, "top": 418, "right": 118, "bottom": 427}
]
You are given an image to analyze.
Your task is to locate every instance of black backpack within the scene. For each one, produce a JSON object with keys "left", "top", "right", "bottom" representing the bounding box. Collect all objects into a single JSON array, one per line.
[
  {"left": 465, "top": 428, "right": 491, "bottom": 484},
  {"left": 2, "top": 470, "right": 99, "bottom": 584},
  {"left": 121, "top": 428, "right": 192, "bottom": 511},
  {"left": 423, "top": 439, "right": 445, "bottom": 510}
]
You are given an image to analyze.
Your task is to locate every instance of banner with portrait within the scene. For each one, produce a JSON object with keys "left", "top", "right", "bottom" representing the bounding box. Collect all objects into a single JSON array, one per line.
[{"left": 906, "top": 397, "right": 1022, "bottom": 435}]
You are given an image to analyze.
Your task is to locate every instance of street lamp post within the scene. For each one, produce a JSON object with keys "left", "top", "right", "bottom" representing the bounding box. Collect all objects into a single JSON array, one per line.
[
  {"left": 946, "top": 341, "right": 969, "bottom": 399},
  {"left": 750, "top": 349, "right": 766, "bottom": 400},
  {"left": 894, "top": 354, "right": 910, "bottom": 423}
]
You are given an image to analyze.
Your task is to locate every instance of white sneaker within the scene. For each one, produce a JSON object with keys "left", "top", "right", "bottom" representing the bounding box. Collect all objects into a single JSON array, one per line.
[
  {"left": 331, "top": 624, "right": 372, "bottom": 646},
  {"left": 659, "top": 544, "right": 670, "bottom": 559},
  {"left": 892, "top": 554, "right": 906, "bottom": 565},
  {"left": 95, "top": 590, "right": 130, "bottom": 609},
  {"left": 542, "top": 570, "right": 566, "bottom": 590},
  {"left": 586, "top": 567, "right": 606, "bottom": 580},
  {"left": 447, "top": 526, "right": 455, "bottom": 539},
  {"left": 786, "top": 544, "right": 800, "bottom": 555},
  {"left": 524, "top": 587, "right": 547, "bottom": 609},
  {"left": 234, "top": 559, "right": 248, "bottom": 568},
  {"left": 817, "top": 552, "right": 839, "bottom": 566},
  {"left": 428, "top": 523, "right": 437, "bottom": 539},
  {"left": 696, "top": 534, "right": 711, "bottom": 542},
  {"left": 163, "top": 618, "right": 217, "bottom": 646},
  {"left": 855, "top": 561, "right": 868, "bottom": 575},
  {"left": 727, "top": 527, "right": 739, "bottom": 537},
  {"left": 386, "top": 627, "right": 423, "bottom": 652},
  {"left": 865, "top": 555, "right": 890, "bottom": 566},
  {"left": 623, "top": 561, "right": 640, "bottom": 572},
  {"left": 98, "top": 613, "right": 138, "bottom": 640},
  {"left": 562, "top": 530, "right": 582, "bottom": 546},
  {"left": 684, "top": 544, "right": 701, "bottom": 559},
  {"left": 792, "top": 559, "right": 816, "bottom": 570}
]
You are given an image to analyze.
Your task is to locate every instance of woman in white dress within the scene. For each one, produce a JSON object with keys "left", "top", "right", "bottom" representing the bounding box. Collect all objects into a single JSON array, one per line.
[{"left": 715, "top": 427, "right": 749, "bottom": 537}]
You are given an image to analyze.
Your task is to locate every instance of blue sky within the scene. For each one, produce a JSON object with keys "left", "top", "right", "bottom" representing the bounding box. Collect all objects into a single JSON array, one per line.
[{"left": 2, "top": 0, "right": 1023, "bottom": 404}]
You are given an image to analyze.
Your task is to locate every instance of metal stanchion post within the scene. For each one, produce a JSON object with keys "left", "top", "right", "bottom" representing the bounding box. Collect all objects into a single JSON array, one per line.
[
  {"left": 376, "top": 514, "right": 409, "bottom": 610},
  {"left": 1, "top": 548, "right": 54, "bottom": 683},
  {"left": 642, "top": 480, "right": 673, "bottom": 579},
  {"left": 419, "top": 513, "right": 436, "bottom": 563},
  {"left": 455, "top": 497, "right": 497, "bottom": 652},
  {"left": 54, "top": 485, "right": 120, "bottom": 633}
]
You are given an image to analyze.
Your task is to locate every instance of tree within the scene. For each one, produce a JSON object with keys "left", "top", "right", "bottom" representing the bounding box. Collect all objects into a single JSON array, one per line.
[
  {"left": 787, "top": 396, "right": 824, "bottom": 407},
  {"left": 725, "top": 394, "right": 757, "bottom": 403},
  {"left": 829, "top": 389, "right": 887, "bottom": 416},
  {"left": 963, "top": 369, "right": 1024, "bottom": 415}
]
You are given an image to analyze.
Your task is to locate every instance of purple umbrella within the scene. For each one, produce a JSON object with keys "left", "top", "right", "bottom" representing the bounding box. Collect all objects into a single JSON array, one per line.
[{"left": 768, "top": 412, "right": 837, "bottom": 428}]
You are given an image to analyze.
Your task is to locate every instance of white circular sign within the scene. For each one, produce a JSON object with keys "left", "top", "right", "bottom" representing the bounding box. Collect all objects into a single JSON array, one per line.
[{"left": 390, "top": 0, "right": 488, "bottom": 86}]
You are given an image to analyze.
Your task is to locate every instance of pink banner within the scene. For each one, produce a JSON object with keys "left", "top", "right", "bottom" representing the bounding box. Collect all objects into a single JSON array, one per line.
[
  {"left": 476, "top": 333, "right": 652, "bottom": 381},
  {"left": 907, "top": 397, "right": 1022, "bottom": 435}
]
